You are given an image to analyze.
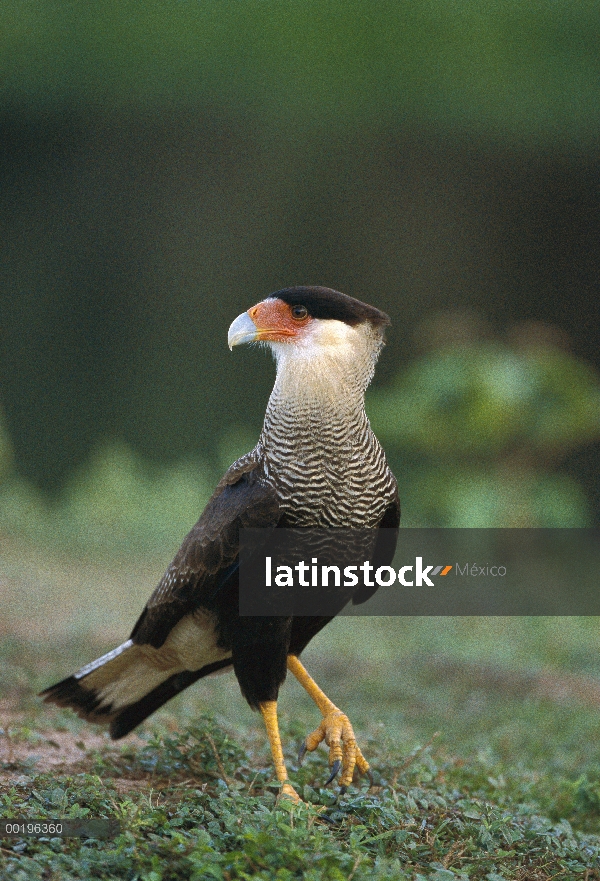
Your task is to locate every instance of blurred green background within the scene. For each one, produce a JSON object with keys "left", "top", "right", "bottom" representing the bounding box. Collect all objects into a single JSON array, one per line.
[{"left": 1, "top": 0, "right": 600, "bottom": 556}]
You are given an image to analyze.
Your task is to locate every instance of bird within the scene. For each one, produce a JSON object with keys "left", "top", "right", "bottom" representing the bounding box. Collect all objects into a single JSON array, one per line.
[{"left": 40, "top": 286, "right": 400, "bottom": 801}]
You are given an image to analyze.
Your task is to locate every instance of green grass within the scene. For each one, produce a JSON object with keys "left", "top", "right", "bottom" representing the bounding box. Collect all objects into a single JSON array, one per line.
[
  {"left": 2, "top": 541, "right": 600, "bottom": 878},
  {"left": 3, "top": 719, "right": 600, "bottom": 880}
]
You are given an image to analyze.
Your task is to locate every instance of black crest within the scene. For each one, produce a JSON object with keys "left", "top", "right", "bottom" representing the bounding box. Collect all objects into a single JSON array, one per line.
[{"left": 269, "top": 286, "right": 390, "bottom": 328}]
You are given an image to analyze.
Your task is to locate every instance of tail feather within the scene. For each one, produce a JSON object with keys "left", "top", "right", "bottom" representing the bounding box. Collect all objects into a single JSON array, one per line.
[
  {"left": 40, "top": 670, "right": 116, "bottom": 720},
  {"left": 109, "top": 660, "right": 232, "bottom": 738},
  {"left": 40, "top": 636, "right": 233, "bottom": 738}
]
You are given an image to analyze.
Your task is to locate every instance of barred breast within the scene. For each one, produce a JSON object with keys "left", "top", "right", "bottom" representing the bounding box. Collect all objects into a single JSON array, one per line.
[{"left": 258, "top": 395, "right": 397, "bottom": 528}]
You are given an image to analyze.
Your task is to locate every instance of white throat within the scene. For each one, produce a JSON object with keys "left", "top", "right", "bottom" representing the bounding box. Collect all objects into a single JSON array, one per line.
[{"left": 266, "top": 319, "right": 383, "bottom": 415}]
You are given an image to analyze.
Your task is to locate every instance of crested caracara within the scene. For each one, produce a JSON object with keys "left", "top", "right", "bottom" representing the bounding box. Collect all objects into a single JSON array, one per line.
[{"left": 41, "top": 286, "right": 399, "bottom": 801}]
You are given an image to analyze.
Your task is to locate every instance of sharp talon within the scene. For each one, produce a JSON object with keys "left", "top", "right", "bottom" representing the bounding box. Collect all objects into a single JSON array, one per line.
[
  {"left": 366, "top": 769, "right": 374, "bottom": 787},
  {"left": 298, "top": 740, "right": 307, "bottom": 765},
  {"left": 325, "top": 759, "right": 341, "bottom": 786}
]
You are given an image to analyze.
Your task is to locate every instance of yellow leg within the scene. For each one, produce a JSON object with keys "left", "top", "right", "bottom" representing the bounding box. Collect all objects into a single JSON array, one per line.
[
  {"left": 287, "top": 655, "right": 371, "bottom": 790},
  {"left": 259, "top": 700, "right": 300, "bottom": 802}
]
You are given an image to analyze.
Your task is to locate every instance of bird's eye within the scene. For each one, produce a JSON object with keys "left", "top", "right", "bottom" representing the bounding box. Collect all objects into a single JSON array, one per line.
[{"left": 291, "top": 305, "right": 308, "bottom": 320}]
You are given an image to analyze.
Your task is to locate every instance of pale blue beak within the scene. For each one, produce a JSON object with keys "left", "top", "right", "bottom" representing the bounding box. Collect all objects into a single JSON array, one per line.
[{"left": 228, "top": 311, "right": 258, "bottom": 350}]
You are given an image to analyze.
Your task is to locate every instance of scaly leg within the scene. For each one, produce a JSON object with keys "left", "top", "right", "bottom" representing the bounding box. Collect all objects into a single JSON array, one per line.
[
  {"left": 259, "top": 700, "right": 301, "bottom": 802},
  {"left": 287, "top": 655, "right": 371, "bottom": 791}
]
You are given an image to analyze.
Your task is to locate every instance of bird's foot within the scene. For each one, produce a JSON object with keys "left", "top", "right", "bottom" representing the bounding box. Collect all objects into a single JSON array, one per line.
[{"left": 298, "top": 709, "right": 371, "bottom": 792}]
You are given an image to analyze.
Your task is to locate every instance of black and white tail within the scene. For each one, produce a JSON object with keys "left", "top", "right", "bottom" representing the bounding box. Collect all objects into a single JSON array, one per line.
[{"left": 41, "top": 616, "right": 233, "bottom": 738}]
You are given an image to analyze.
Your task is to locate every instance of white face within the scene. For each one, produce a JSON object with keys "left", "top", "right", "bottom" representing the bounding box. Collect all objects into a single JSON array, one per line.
[
  {"left": 268, "top": 318, "right": 383, "bottom": 403},
  {"left": 269, "top": 316, "right": 361, "bottom": 359}
]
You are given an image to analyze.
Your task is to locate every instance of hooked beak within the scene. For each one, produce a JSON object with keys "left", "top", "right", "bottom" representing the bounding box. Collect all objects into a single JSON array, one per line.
[{"left": 228, "top": 311, "right": 258, "bottom": 350}]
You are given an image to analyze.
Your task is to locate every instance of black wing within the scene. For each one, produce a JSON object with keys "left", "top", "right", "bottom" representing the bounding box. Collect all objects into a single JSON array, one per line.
[{"left": 131, "top": 452, "right": 280, "bottom": 648}]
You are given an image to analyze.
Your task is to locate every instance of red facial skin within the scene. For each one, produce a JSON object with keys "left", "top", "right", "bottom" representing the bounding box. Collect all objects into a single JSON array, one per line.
[{"left": 248, "top": 298, "right": 312, "bottom": 343}]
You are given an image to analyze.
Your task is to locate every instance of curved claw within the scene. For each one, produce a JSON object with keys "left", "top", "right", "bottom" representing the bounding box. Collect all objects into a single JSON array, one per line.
[
  {"left": 325, "top": 758, "right": 342, "bottom": 786},
  {"left": 365, "top": 768, "right": 374, "bottom": 787},
  {"left": 298, "top": 740, "right": 308, "bottom": 766},
  {"left": 297, "top": 707, "right": 370, "bottom": 793}
]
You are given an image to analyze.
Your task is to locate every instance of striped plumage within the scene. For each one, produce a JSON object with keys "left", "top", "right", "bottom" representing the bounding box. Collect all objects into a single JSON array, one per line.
[
  {"left": 260, "top": 397, "right": 395, "bottom": 528},
  {"left": 41, "top": 286, "right": 399, "bottom": 800}
]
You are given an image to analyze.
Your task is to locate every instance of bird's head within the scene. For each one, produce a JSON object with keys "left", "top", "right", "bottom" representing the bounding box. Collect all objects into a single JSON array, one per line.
[{"left": 228, "top": 287, "right": 390, "bottom": 394}]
